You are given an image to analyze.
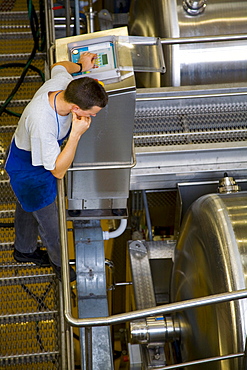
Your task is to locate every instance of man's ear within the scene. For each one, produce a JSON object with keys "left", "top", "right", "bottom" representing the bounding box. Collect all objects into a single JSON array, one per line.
[{"left": 71, "top": 105, "right": 80, "bottom": 113}]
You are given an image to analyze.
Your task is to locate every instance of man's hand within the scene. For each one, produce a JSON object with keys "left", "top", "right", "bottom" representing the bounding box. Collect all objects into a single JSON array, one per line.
[
  {"left": 79, "top": 52, "right": 97, "bottom": 72},
  {"left": 51, "top": 52, "right": 97, "bottom": 75},
  {"left": 70, "top": 112, "right": 92, "bottom": 137},
  {"left": 51, "top": 112, "right": 92, "bottom": 179}
]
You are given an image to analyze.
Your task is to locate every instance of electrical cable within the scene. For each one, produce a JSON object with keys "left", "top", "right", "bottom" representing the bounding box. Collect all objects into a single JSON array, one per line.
[
  {"left": 0, "top": 0, "right": 46, "bottom": 117},
  {"left": 0, "top": 62, "right": 45, "bottom": 117},
  {"left": 0, "top": 223, "right": 14, "bottom": 228},
  {"left": 20, "top": 281, "right": 54, "bottom": 352}
]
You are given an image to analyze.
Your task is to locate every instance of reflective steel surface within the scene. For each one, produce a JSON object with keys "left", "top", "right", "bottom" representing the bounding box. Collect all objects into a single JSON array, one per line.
[
  {"left": 56, "top": 28, "right": 136, "bottom": 214},
  {"left": 130, "top": 85, "right": 247, "bottom": 191},
  {"left": 171, "top": 191, "right": 247, "bottom": 369},
  {"left": 129, "top": 0, "right": 247, "bottom": 87}
]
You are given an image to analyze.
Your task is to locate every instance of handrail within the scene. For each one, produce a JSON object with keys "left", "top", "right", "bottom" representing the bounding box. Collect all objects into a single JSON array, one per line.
[
  {"left": 63, "top": 288, "right": 247, "bottom": 327},
  {"left": 57, "top": 179, "right": 247, "bottom": 328},
  {"left": 160, "top": 33, "right": 247, "bottom": 45},
  {"left": 150, "top": 352, "right": 244, "bottom": 370},
  {"left": 67, "top": 141, "right": 136, "bottom": 171}
]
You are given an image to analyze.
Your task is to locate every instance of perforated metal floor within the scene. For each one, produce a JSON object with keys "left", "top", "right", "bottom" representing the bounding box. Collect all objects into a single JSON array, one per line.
[{"left": 0, "top": 1, "right": 61, "bottom": 368}]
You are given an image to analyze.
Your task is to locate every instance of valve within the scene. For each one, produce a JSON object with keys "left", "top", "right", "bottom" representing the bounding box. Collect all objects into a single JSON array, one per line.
[
  {"left": 183, "top": 0, "right": 207, "bottom": 15},
  {"left": 130, "top": 315, "right": 180, "bottom": 344},
  {"left": 218, "top": 172, "right": 241, "bottom": 194}
]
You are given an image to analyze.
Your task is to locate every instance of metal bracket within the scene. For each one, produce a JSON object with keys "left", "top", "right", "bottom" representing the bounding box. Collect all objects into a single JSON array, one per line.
[{"left": 74, "top": 220, "right": 114, "bottom": 370}]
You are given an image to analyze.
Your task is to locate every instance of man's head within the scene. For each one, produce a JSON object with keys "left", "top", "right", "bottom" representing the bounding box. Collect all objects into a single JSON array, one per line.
[{"left": 64, "top": 76, "right": 108, "bottom": 111}]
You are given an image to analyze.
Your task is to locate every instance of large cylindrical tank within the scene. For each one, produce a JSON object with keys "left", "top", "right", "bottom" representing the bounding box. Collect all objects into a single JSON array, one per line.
[
  {"left": 129, "top": 0, "right": 247, "bottom": 87},
  {"left": 171, "top": 191, "right": 247, "bottom": 369}
]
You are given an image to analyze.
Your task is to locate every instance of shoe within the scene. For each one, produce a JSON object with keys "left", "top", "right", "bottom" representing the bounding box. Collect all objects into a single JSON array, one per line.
[
  {"left": 13, "top": 247, "right": 51, "bottom": 267},
  {"left": 50, "top": 261, "right": 76, "bottom": 283}
]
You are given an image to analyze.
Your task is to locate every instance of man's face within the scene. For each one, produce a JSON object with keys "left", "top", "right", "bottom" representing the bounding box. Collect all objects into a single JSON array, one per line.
[{"left": 76, "top": 105, "right": 102, "bottom": 118}]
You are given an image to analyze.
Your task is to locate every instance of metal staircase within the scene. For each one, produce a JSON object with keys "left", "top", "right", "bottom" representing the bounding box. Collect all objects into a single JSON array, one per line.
[{"left": 0, "top": 1, "right": 63, "bottom": 368}]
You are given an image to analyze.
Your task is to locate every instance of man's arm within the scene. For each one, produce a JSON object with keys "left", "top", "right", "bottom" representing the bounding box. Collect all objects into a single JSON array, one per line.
[
  {"left": 51, "top": 52, "right": 97, "bottom": 74},
  {"left": 50, "top": 113, "right": 91, "bottom": 179},
  {"left": 50, "top": 52, "right": 98, "bottom": 178}
]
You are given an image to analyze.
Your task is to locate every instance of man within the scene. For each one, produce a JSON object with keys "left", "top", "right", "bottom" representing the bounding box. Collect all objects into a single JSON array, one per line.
[{"left": 5, "top": 52, "right": 108, "bottom": 282}]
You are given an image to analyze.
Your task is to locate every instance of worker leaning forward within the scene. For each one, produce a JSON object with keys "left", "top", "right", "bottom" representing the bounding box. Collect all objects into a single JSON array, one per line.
[{"left": 5, "top": 52, "right": 108, "bottom": 282}]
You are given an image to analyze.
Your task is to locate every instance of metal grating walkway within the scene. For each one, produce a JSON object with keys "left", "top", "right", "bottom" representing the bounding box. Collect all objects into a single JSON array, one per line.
[{"left": 0, "top": 1, "right": 62, "bottom": 368}]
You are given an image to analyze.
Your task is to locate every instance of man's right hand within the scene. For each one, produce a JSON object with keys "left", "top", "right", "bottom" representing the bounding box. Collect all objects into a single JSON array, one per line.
[
  {"left": 79, "top": 52, "right": 97, "bottom": 72},
  {"left": 71, "top": 112, "right": 92, "bottom": 137}
]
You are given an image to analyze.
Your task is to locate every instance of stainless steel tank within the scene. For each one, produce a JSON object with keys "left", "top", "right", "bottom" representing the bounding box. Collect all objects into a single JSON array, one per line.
[
  {"left": 129, "top": 0, "right": 247, "bottom": 87},
  {"left": 171, "top": 191, "right": 247, "bottom": 369}
]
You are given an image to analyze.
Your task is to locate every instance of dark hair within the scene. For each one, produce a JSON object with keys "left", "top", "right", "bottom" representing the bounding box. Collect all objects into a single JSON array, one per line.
[{"left": 64, "top": 76, "right": 108, "bottom": 110}]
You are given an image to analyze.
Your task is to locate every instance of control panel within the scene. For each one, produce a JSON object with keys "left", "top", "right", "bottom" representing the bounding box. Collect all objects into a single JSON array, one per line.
[{"left": 68, "top": 37, "right": 121, "bottom": 84}]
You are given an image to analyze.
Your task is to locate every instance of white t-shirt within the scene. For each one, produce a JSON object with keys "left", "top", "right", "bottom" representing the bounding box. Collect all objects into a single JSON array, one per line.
[{"left": 14, "top": 65, "right": 73, "bottom": 170}]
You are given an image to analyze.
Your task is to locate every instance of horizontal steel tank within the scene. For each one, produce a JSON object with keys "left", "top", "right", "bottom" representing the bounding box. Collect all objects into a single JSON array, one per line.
[
  {"left": 171, "top": 191, "right": 247, "bottom": 369},
  {"left": 129, "top": 0, "right": 247, "bottom": 87}
]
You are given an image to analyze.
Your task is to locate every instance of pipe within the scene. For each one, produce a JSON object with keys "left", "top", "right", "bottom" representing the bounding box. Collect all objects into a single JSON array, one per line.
[
  {"left": 57, "top": 178, "right": 74, "bottom": 369},
  {"left": 103, "top": 219, "right": 127, "bottom": 240},
  {"left": 86, "top": 0, "right": 95, "bottom": 33},
  {"left": 130, "top": 316, "right": 180, "bottom": 344},
  {"left": 74, "top": 0, "right": 80, "bottom": 35},
  {"left": 57, "top": 183, "right": 247, "bottom": 342},
  {"left": 150, "top": 352, "right": 244, "bottom": 370},
  {"left": 64, "top": 288, "right": 247, "bottom": 327},
  {"left": 64, "top": 0, "right": 71, "bottom": 37},
  {"left": 142, "top": 190, "right": 153, "bottom": 241},
  {"left": 85, "top": 327, "right": 93, "bottom": 370},
  {"left": 45, "top": 0, "right": 55, "bottom": 69},
  {"left": 161, "top": 33, "right": 247, "bottom": 46}
]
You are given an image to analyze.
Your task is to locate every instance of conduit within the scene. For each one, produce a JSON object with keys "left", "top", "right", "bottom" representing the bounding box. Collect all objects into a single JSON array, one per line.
[{"left": 103, "top": 219, "right": 127, "bottom": 240}]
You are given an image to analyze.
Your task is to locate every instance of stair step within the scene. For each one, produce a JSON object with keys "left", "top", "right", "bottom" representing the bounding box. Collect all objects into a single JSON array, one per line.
[
  {"left": 0, "top": 112, "right": 20, "bottom": 128},
  {"left": 0, "top": 24, "right": 30, "bottom": 30},
  {"left": 1, "top": 75, "right": 43, "bottom": 83},
  {"left": 0, "top": 24, "right": 30, "bottom": 33},
  {"left": 0, "top": 210, "right": 15, "bottom": 219},
  {"left": 0, "top": 352, "right": 59, "bottom": 367},
  {"left": 0, "top": 34, "right": 39, "bottom": 54},
  {"left": 0, "top": 79, "right": 43, "bottom": 101},
  {"left": 0, "top": 3, "right": 61, "bottom": 367},
  {"left": 0, "top": 124, "right": 17, "bottom": 131},
  {"left": 0, "top": 31, "right": 34, "bottom": 39},
  {"left": 0, "top": 270, "right": 55, "bottom": 285},
  {"left": 0, "top": 179, "right": 16, "bottom": 204},
  {"left": 0, "top": 10, "right": 36, "bottom": 21},
  {"left": 0, "top": 98, "right": 31, "bottom": 107},
  {"left": 0, "top": 52, "right": 46, "bottom": 62},
  {"left": 0, "top": 310, "right": 58, "bottom": 324}
]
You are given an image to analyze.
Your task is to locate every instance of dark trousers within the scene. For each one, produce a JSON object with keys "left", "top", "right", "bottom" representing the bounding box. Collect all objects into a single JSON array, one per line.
[{"left": 14, "top": 200, "right": 61, "bottom": 266}]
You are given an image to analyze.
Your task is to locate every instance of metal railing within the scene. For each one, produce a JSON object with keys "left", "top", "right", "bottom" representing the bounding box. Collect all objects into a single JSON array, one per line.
[
  {"left": 54, "top": 24, "right": 247, "bottom": 370},
  {"left": 160, "top": 33, "right": 247, "bottom": 45},
  {"left": 57, "top": 177, "right": 247, "bottom": 369}
]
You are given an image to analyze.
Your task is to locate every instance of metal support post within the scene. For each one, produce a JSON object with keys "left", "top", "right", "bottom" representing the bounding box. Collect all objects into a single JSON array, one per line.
[
  {"left": 74, "top": 220, "right": 114, "bottom": 370},
  {"left": 74, "top": 0, "right": 81, "bottom": 35},
  {"left": 85, "top": 327, "right": 93, "bottom": 370}
]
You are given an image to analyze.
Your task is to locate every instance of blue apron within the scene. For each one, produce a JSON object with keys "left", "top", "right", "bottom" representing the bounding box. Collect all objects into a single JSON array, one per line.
[{"left": 5, "top": 133, "right": 70, "bottom": 212}]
